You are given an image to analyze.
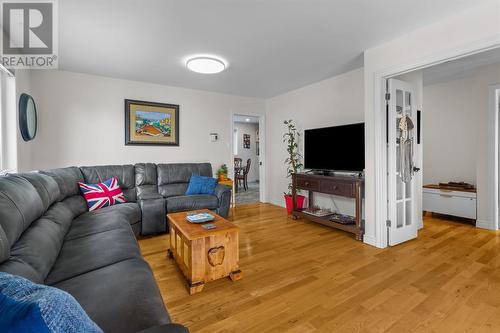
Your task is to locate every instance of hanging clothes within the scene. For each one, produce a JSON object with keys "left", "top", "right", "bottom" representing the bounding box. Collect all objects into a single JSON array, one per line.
[{"left": 398, "top": 115, "right": 414, "bottom": 183}]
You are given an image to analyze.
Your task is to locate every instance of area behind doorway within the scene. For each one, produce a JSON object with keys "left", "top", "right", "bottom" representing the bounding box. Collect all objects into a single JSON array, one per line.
[
  {"left": 385, "top": 47, "right": 500, "bottom": 246},
  {"left": 233, "top": 115, "right": 260, "bottom": 205}
]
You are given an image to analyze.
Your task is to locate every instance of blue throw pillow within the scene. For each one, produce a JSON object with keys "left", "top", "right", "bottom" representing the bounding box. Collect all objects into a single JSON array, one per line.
[
  {"left": 186, "top": 175, "right": 217, "bottom": 195},
  {"left": 0, "top": 272, "right": 103, "bottom": 333}
]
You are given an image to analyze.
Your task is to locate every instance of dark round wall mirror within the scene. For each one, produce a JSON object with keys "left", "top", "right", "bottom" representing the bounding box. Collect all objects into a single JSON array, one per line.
[{"left": 19, "top": 93, "right": 37, "bottom": 141}]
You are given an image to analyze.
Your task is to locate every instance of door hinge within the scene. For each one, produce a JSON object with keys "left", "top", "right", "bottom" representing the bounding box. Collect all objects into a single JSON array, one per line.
[
  {"left": 385, "top": 93, "right": 391, "bottom": 101},
  {"left": 386, "top": 219, "right": 392, "bottom": 227}
]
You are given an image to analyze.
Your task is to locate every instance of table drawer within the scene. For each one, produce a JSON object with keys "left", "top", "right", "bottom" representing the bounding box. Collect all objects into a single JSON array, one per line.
[
  {"left": 320, "top": 181, "right": 354, "bottom": 197},
  {"left": 295, "top": 177, "right": 320, "bottom": 191}
]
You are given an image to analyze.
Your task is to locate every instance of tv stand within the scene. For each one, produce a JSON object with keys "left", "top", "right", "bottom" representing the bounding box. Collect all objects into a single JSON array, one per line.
[
  {"left": 307, "top": 170, "right": 364, "bottom": 178},
  {"left": 308, "top": 170, "right": 332, "bottom": 176},
  {"left": 291, "top": 173, "right": 364, "bottom": 241}
]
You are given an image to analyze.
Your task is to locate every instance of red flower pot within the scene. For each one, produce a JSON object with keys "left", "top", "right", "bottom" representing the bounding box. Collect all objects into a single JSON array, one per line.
[{"left": 284, "top": 194, "right": 305, "bottom": 214}]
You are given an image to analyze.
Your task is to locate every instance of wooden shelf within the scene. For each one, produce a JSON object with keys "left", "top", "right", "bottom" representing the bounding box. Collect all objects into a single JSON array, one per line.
[{"left": 293, "top": 210, "right": 358, "bottom": 234}]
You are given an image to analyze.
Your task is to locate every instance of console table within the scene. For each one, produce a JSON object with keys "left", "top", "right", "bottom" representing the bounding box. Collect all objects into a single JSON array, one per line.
[{"left": 291, "top": 173, "right": 364, "bottom": 240}]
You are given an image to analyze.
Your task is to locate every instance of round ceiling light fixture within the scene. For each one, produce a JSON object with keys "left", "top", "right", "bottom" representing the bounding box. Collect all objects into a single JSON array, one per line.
[{"left": 186, "top": 56, "right": 227, "bottom": 74}]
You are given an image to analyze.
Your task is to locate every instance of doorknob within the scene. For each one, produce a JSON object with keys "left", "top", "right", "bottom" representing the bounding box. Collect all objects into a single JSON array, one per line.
[{"left": 413, "top": 167, "right": 420, "bottom": 172}]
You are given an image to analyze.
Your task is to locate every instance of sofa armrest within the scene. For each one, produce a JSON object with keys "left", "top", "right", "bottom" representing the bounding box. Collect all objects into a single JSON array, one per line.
[
  {"left": 139, "top": 197, "right": 167, "bottom": 235},
  {"left": 215, "top": 184, "right": 231, "bottom": 218},
  {"left": 137, "top": 323, "right": 189, "bottom": 333}
]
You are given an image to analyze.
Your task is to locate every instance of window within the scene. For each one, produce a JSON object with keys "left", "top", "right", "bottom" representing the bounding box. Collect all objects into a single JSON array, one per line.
[{"left": 0, "top": 67, "right": 17, "bottom": 174}]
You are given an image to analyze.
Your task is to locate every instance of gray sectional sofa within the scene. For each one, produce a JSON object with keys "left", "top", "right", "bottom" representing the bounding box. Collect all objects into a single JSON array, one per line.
[{"left": 0, "top": 163, "right": 231, "bottom": 333}]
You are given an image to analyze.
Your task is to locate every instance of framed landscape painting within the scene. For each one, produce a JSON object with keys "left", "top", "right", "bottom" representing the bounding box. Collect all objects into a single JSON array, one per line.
[{"left": 125, "top": 99, "right": 179, "bottom": 146}]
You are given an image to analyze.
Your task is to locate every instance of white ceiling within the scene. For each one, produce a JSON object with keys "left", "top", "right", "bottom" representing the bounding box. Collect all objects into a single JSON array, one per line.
[
  {"left": 59, "top": 0, "right": 480, "bottom": 98},
  {"left": 423, "top": 47, "right": 500, "bottom": 86}
]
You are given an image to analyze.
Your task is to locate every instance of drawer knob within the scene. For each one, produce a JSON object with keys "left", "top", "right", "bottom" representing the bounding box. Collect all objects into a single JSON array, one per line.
[
  {"left": 333, "top": 186, "right": 338, "bottom": 190},
  {"left": 305, "top": 182, "right": 309, "bottom": 186}
]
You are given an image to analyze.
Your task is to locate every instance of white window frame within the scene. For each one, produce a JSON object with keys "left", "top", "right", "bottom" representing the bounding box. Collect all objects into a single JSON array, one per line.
[
  {"left": 0, "top": 65, "right": 17, "bottom": 175},
  {"left": 233, "top": 128, "right": 238, "bottom": 156}
]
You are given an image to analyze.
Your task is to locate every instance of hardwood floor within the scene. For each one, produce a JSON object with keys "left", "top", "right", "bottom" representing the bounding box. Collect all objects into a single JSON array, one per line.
[{"left": 139, "top": 204, "right": 500, "bottom": 332}]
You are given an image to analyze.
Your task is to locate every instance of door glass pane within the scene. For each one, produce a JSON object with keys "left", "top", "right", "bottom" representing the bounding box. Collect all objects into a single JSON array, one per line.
[
  {"left": 396, "top": 119, "right": 402, "bottom": 144},
  {"left": 396, "top": 144, "right": 401, "bottom": 173},
  {"left": 396, "top": 89, "right": 403, "bottom": 114},
  {"left": 405, "top": 91, "right": 411, "bottom": 112},
  {"left": 397, "top": 202, "right": 404, "bottom": 228},
  {"left": 405, "top": 200, "right": 412, "bottom": 226},
  {"left": 397, "top": 177, "right": 403, "bottom": 200},
  {"left": 405, "top": 179, "right": 412, "bottom": 198}
]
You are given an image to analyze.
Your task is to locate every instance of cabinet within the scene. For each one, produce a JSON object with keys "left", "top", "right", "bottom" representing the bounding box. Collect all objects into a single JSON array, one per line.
[
  {"left": 423, "top": 185, "right": 476, "bottom": 220},
  {"left": 291, "top": 173, "right": 364, "bottom": 240}
]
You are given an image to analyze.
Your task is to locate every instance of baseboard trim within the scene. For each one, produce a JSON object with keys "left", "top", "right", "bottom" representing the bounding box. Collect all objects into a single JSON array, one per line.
[
  {"left": 476, "top": 219, "right": 496, "bottom": 230},
  {"left": 363, "top": 234, "right": 381, "bottom": 248}
]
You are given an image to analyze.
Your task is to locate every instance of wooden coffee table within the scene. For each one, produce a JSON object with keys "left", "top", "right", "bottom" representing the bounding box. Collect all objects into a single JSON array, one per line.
[{"left": 167, "top": 210, "right": 242, "bottom": 295}]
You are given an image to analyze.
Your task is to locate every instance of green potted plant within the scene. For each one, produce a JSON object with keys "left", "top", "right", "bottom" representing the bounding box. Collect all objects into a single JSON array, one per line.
[
  {"left": 283, "top": 120, "right": 305, "bottom": 214},
  {"left": 217, "top": 164, "right": 228, "bottom": 181}
]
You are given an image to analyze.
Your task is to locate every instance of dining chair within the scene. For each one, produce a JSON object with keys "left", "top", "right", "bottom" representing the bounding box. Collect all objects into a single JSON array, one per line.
[
  {"left": 236, "top": 159, "right": 251, "bottom": 191},
  {"left": 234, "top": 158, "right": 243, "bottom": 192}
]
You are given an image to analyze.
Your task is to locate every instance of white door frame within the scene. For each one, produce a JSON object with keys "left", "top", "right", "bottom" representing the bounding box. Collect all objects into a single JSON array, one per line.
[
  {"left": 230, "top": 112, "right": 267, "bottom": 203},
  {"left": 487, "top": 84, "right": 500, "bottom": 230},
  {"left": 372, "top": 42, "right": 500, "bottom": 248}
]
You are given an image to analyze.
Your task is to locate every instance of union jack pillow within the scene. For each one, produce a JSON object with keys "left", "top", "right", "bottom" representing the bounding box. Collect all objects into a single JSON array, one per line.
[{"left": 78, "top": 177, "right": 126, "bottom": 212}]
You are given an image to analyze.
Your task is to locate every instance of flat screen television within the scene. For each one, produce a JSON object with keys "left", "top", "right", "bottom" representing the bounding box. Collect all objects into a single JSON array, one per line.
[{"left": 304, "top": 123, "right": 365, "bottom": 172}]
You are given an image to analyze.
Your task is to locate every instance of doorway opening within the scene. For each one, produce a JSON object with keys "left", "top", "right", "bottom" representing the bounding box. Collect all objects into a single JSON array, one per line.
[
  {"left": 384, "top": 47, "right": 500, "bottom": 246},
  {"left": 232, "top": 114, "right": 261, "bottom": 205}
]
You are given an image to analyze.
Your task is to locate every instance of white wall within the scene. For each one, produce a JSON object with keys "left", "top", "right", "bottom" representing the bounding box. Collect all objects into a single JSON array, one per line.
[
  {"left": 15, "top": 70, "right": 34, "bottom": 172},
  {"left": 423, "top": 63, "right": 500, "bottom": 229},
  {"left": 364, "top": 0, "right": 500, "bottom": 247},
  {"left": 265, "top": 68, "right": 364, "bottom": 212},
  {"left": 233, "top": 121, "right": 259, "bottom": 182},
  {"left": 19, "top": 70, "right": 265, "bottom": 173},
  {"left": 423, "top": 72, "right": 481, "bottom": 185}
]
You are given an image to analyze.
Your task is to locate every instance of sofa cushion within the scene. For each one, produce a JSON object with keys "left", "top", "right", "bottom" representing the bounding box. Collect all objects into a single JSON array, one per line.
[
  {"left": 135, "top": 163, "right": 158, "bottom": 186},
  {"left": 45, "top": 196, "right": 88, "bottom": 233},
  {"left": 166, "top": 194, "right": 218, "bottom": 213},
  {"left": 136, "top": 163, "right": 161, "bottom": 200},
  {"left": 157, "top": 163, "right": 212, "bottom": 184},
  {"left": 0, "top": 175, "right": 45, "bottom": 252},
  {"left": 0, "top": 272, "right": 102, "bottom": 333},
  {"left": 158, "top": 183, "right": 188, "bottom": 198},
  {"left": 0, "top": 257, "right": 43, "bottom": 284},
  {"left": 78, "top": 177, "right": 126, "bottom": 212},
  {"left": 53, "top": 259, "right": 170, "bottom": 333},
  {"left": 40, "top": 167, "right": 84, "bottom": 201},
  {"left": 131, "top": 222, "right": 141, "bottom": 236},
  {"left": 157, "top": 163, "right": 212, "bottom": 197},
  {"left": 65, "top": 203, "right": 141, "bottom": 241},
  {"left": 45, "top": 227, "right": 141, "bottom": 285},
  {"left": 20, "top": 172, "right": 61, "bottom": 211},
  {"left": 7, "top": 218, "right": 66, "bottom": 283},
  {"left": 80, "top": 165, "right": 136, "bottom": 202},
  {"left": 0, "top": 195, "right": 88, "bottom": 284},
  {"left": 0, "top": 226, "right": 9, "bottom": 270}
]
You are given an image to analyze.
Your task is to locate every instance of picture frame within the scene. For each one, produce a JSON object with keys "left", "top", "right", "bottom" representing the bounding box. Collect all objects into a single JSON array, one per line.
[
  {"left": 243, "top": 134, "right": 250, "bottom": 149},
  {"left": 125, "top": 99, "right": 179, "bottom": 146}
]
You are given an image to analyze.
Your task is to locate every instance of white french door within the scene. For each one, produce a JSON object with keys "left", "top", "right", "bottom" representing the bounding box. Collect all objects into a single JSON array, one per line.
[{"left": 387, "top": 78, "right": 419, "bottom": 246}]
